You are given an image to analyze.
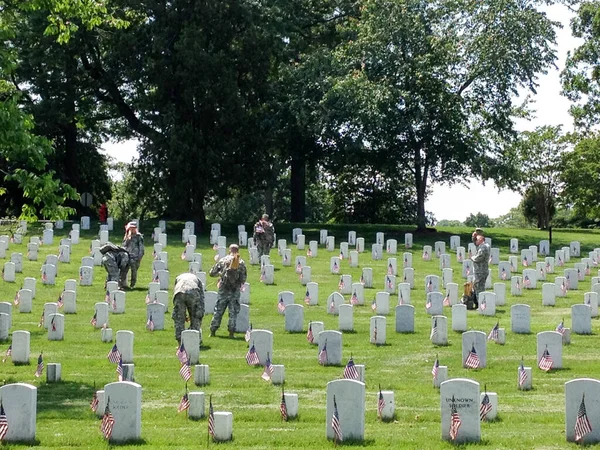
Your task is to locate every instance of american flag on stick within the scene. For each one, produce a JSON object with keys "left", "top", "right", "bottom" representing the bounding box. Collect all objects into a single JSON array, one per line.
[
  {"left": 306, "top": 323, "right": 314, "bottom": 344},
  {"left": 245, "top": 323, "right": 252, "bottom": 342},
  {"left": 101, "top": 397, "right": 115, "bottom": 440},
  {"left": 430, "top": 317, "right": 438, "bottom": 340},
  {"left": 518, "top": 359, "right": 527, "bottom": 388},
  {"left": 480, "top": 389, "right": 492, "bottom": 421},
  {"left": 90, "top": 312, "right": 97, "bottom": 327},
  {"left": 449, "top": 397, "right": 461, "bottom": 441},
  {"left": 117, "top": 357, "right": 123, "bottom": 381},
  {"left": 34, "top": 353, "right": 44, "bottom": 377},
  {"left": 178, "top": 390, "right": 190, "bottom": 413},
  {"left": 57, "top": 291, "right": 64, "bottom": 309},
  {"left": 176, "top": 342, "right": 188, "bottom": 365},
  {"left": 575, "top": 393, "right": 592, "bottom": 442},
  {"left": 179, "top": 359, "right": 192, "bottom": 381},
  {"left": 487, "top": 322, "right": 499, "bottom": 341},
  {"left": 350, "top": 290, "right": 359, "bottom": 305},
  {"left": 538, "top": 348, "right": 553, "bottom": 372},
  {"left": 90, "top": 383, "right": 99, "bottom": 412},
  {"left": 377, "top": 385, "right": 385, "bottom": 420},
  {"left": 338, "top": 277, "right": 345, "bottom": 291},
  {"left": 146, "top": 314, "right": 154, "bottom": 332},
  {"left": 432, "top": 356, "right": 439, "bottom": 380},
  {"left": 304, "top": 289, "right": 311, "bottom": 305},
  {"left": 318, "top": 340, "right": 328, "bottom": 365},
  {"left": 2, "top": 345, "right": 11, "bottom": 363},
  {"left": 246, "top": 343, "right": 260, "bottom": 366},
  {"left": 261, "top": 353, "right": 274, "bottom": 382},
  {"left": 0, "top": 401, "right": 7, "bottom": 441},
  {"left": 331, "top": 395, "right": 343, "bottom": 443},
  {"left": 277, "top": 296, "right": 285, "bottom": 314},
  {"left": 13, "top": 290, "right": 20, "bottom": 306},
  {"left": 443, "top": 291, "right": 450, "bottom": 306},
  {"left": 343, "top": 356, "right": 359, "bottom": 380},
  {"left": 107, "top": 344, "right": 121, "bottom": 364},
  {"left": 280, "top": 387, "right": 288, "bottom": 421},
  {"left": 556, "top": 320, "right": 566, "bottom": 335},
  {"left": 464, "top": 345, "right": 480, "bottom": 369},
  {"left": 208, "top": 396, "right": 215, "bottom": 439}
]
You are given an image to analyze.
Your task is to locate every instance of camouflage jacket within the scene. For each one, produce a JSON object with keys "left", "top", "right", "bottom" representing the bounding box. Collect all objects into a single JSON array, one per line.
[
  {"left": 253, "top": 220, "right": 275, "bottom": 245},
  {"left": 174, "top": 272, "right": 204, "bottom": 295},
  {"left": 123, "top": 233, "right": 145, "bottom": 261},
  {"left": 471, "top": 242, "right": 490, "bottom": 275},
  {"left": 209, "top": 254, "right": 247, "bottom": 291}
]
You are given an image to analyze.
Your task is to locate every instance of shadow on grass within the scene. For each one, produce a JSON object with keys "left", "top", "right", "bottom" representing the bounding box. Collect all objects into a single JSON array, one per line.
[
  {"left": 36, "top": 380, "right": 96, "bottom": 418},
  {"left": 332, "top": 438, "right": 376, "bottom": 446},
  {"left": 1, "top": 438, "right": 41, "bottom": 446},
  {"left": 109, "top": 438, "right": 147, "bottom": 446}
]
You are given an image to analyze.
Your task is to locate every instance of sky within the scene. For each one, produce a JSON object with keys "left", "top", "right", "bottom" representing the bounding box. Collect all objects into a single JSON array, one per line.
[{"left": 103, "top": 4, "right": 579, "bottom": 222}]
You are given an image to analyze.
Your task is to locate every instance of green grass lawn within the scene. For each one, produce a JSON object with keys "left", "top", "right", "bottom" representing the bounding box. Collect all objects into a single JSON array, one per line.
[{"left": 1, "top": 221, "right": 600, "bottom": 449}]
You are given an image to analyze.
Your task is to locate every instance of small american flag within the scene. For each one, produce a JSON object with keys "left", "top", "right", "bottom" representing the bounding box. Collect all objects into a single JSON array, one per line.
[
  {"left": 329, "top": 300, "right": 336, "bottom": 314},
  {"left": 280, "top": 390, "right": 288, "bottom": 421},
  {"left": 575, "top": 394, "right": 592, "bottom": 442},
  {"left": 487, "top": 322, "right": 499, "bottom": 341},
  {"left": 465, "top": 345, "right": 480, "bottom": 369},
  {"left": 13, "top": 290, "right": 20, "bottom": 306},
  {"left": 523, "top": 257, "right": 529, "bottom": 267},
  {"left": 343, "top": 358, "right": 359, "bottom": 380},
  {"left": 2, "top": 345, "right": 11, "bottom": 363},
  {"left": 423, "top": 250, "right": 429, "bottom": 260},
  {"left": 261, "top": 354, "right": 274, "bottom": 381},
  {"left": 501, "top": 268, "right": 507, "bottom": 280},
  {"left": 34, "top": 353, "right": 44, "bottom": 377},
  {"left": 176, "top": 343, "right": 189, "bottom": 367},
  {"left": 432, "top": 357, "right": 439, "bottom": 379},
  {"left": 480, "top": 301, "right": 487, "bottom": 311},
  {"left": 37, "top": 312, "right": 44, "bottom": 328},
  {"left": 116, "top": 357, "right": 123, "bottom": 381},
  {"left": 558, "top": 256, "right": 563, "bottom": 266},
  {"left": 339, "top": 251, "right": 344, "bottom": 260},
  {"left": 90, "top": 312, "right": 97, "bottom": 326},
  {"left": 318, "top": 341, "right": 328, "bottom": 365},
  {"left": 101, "top": 398, "right": 115, "bottom": 440},
  {"left": 306, "top": 323, "right": 314, "bottom": 344},
  {"left": 515, "top": 278, "right": 521, "bottom": 290},
  {"left": 430, "top": 318, "right": 438, "bottom": 340},
  {"left": 179, "top": 360, "right": 192, "bottom": 381},
  {"left": 360, "top": 274, "right": 365, "bottom": 285},
  {"left": 145, "top": 291, "right": 151, "bottom": 304},
  {"left": 371, "top": 300, "right": 377, "bottom": 312},
  {"left": 245, "top": 324, "right": 252, "bottom": 343},
  {"left": 556, "top": 320, "right": 566, "bottom": 335},
  {"left": 296, "top": 262, "right": 302, "bottom": 274},
  {"left": 398, "top": 291, "right": 404, "bottom": 305},
  {"left": 458, "top": 252, "right": 463, "bottom": 262},
  {"left": 246, "top": 344, "right": 260, "bottom": 366},
  {"left": 332, "top": 261, "right": 339, "bottom": 274},
  {"left": 404, "top": 255, "right": 408, "bottom": 267},
  {"left": 443, "top": 291, "right": 450, "bottom": 306},
  {"left": 42, "top": 270, "right": 48, "bottom": 282},
  {"left": 50, "top": 315, "right": 56, "bottom": 332},
  {"left": 524, "top": 276, "right": 531, "bottom": 288},
  {"left": 304, "top": 289, "right": 311, "bottom": 305},
  {"left": 566, "top": 275, "right": 571, "bottom": 290},
  {"left": 146, "top": 314, "right": 154, "bottom": 332},
  {"left": 371, "top": 325, "right": 378, "bottom": 344},
  {"left": 277, "top": 297, "right": 286, "bottom": 314},
  {"left": 538, "top": 348, "right": 553, "bottom": 372},
  {"left": 57, "top": 291, "right": 64, "bottom": 309},
  {"left": 178, "top": 393, "right": 190, "bottom": 413},
  {"left": 260, "top": 270, "right": 265, "bottom": 282},
  {"left": 480, "top": 393, "right": 492, "bottom": 421},
  {"left": 449, "top": 401, "right": 461, "bottom": 441},
  {"left": 427, "top": 278, "right": 433, "bottom": 292},
  {"left": 307, "top": 248, "right": 312, "bottom": 257},
  {"left": 332, "top": 396, "right": 343, "bottom": 443},
  {"left": 0, "top": 402, "right": 7, "bottom": 441},
  {"left": 180, "top": 250, "right": 186, "bottom": 260},
  {"left": 519, "top": 361, "right": 527, "bottom": 387},
  {"left": 466, "top": 266, "right": 471, "bottom": 276},
  {"left": 386, "top": 277, "right": 393, "bottom": 290},
  {"left": 90, "top": 391, "right": 99, "bottom": 412},
  {"left": 107, "top": 344, "right": 121, "bottom": 364},
  {"left": 350, "top": 291, "right": 359, "bottom": 305},
  {"left": 338, "top": 277, "right": 345, "bottom": 291},
  {"left": 425, "top": 297, "right": 432, "bottom": 310},
  {"left": 387, "top": 264, "right": 393, "bottom": 275},
  {"left": 208, "top": 396, "right": 215, "bottom": 438},
  {"left": 105, "top": 289, "right": 110, "bottom": 303},
  {"left": 377, "top": 388, "right": 385, "bottom": 419},
  {"left": 561, "top": 279, "right": 567, "bottom": 295}
]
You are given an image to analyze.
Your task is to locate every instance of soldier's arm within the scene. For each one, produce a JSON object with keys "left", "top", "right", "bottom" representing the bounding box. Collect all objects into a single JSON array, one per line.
[
  {"left": 209, "top": 261, "right": 223, "bottom": 277},
  {"left": 239, "top": 263, "right": 247, "bottom": 285},
  {"left": 471, "top": 248, "right": 485, "bottom": 263}
]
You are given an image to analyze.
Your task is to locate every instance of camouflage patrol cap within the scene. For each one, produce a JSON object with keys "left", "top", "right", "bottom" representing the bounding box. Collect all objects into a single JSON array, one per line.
[
  {"left": 474, "top": 227, "right": 484, "bottom": 235},
  {"left": 229, "top": 244, "right": 240, "bottom": 253},
  {"left": 262, "top": 214, "right": 269, "bottom": 220}
]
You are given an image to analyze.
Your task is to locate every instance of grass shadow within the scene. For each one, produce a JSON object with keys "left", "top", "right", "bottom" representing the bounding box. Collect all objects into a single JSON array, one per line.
[
  {"left": 37, "top": 380, "right": 96, "bottom": 418},
  {"left": 109, "top": 438, "right": 147, "bottom": 446}
]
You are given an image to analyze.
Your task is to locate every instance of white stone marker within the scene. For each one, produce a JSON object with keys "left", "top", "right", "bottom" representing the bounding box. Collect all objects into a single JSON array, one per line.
[
  {"left": 572, "top": 304, "right": 592, "bottom": 335},
  {"left": 511, "top": 304, "right": 531, "bottom": 334},
  {"left": 395, "top": 304, "right": 414, "bottom": 333},
  {"left": 338, "top": 304, "right": 354, "bottom": 332},
  {"left": 374, "top": 291, "right": 390, "bottom": 315},
  {"left": 318, "top": 330, "right": 342, "bottom": 365},
  {"left": 47, "top": 363, "right": 61, "bottom": 382},
  {"left": 426, "top": 292, "right": 443, "bottom": 316},
  {"left": 94, "top": 303, "right": 109, "bottom": 329},
  {"left": 146, "top": 303, "right": 165, "bottom": 331},
  {"left": 249, "top": 329, "right": 273, "bottom": 365},
  {"left": 188, "top": 391, "right": 205, "bottom": 419},
  {"left": 462, "top": 331, "right": 486, "bottom": 368},
  {"left": 430, "top": 315, "right": 448, "bottom": 346},
  {"left": 478, "top": 292, "right": 496, "bottom": 317},
  {"left": 194, "top": 365, "right": 210, "bottom": 386},
  {"left": 17, "top": 288, "right": 33, "bottom": 313},
  {"left": 48, "top": 313, "right": 64, "bottom": 341},
  {"left": 404, "top": 233, "right": 413, "bottom": 248},
  {"left": 204, "top": 291, "right": 217, "bottom": 314},
  {"left": 3, "top": 261, "right": 15, "bottom": 282},
  {"left": 0, "top": 383, "right": 37, "bottom": 442},
  {"left": 542, "top": 283, "right": 556, "bottom": 306},
  {"left": 116, "top": 330, "right": 134, "bottom": 364},
  {"left": 440, "top": 378, "right": 480, "bottom": 443},
  {"left": 327, "top": 292, "right": 345, "bottom": 316},
  {"left": 370, "top": 316, "right": 386, "bottom": 345},
  {"left": 584, "top": 291, "right": 599, "bottom": 317},
  {"left": 537, "top": 331, "right": 562, "bottom": 369},
  {"left": 307, "top": 321, "right": 324, "bottom": 345},
  {"left": 397, "top": 282, "right": 411, "bottom": 305},
  {"left": 79, "top": 266, "right": 93, "bottom": 286},
  {"left": 565, "top": 378, "right": 600, "bottom": 444},
  {"left": 305, "top": 282, "right": 318, "bottom": 306},
  {"left": 103, "top": 381, "right": 142, "bottom": 443},
  {"left": 326, "top": 379, "right": 365, "bottom": 442},
  {"left": 213, "top": 411, "right": 233, "bottom": 442},
  {"left": 403, "top": 252, "right": 412, "bottom": 268},
  {"left": 284, "top": 304, "right": 304, "bottom": 332},
  {"left": 452, "top": 304, "right": 467, "bottom": 332}
]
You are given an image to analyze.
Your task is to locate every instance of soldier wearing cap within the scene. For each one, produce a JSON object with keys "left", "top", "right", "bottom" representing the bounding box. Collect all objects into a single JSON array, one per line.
[
  {"left": 253, "top": 214, "right": 275, "bottom": 259},
  {"left": 471, "top": 228, "right": 490, "bottom": 306},
  {"left": 209, "top": 244, "right": 247, "bottom": 337},
  {"left": 121, "top": 221, "right": 145, "bottom": 288}
]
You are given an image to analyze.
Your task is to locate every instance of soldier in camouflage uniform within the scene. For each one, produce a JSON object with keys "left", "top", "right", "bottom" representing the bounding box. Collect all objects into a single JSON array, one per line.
[
  {"left": 171, "top": 272, "right": 205, "bottom": 344},
  {"left": 100, "top": 243, "right": 130, "bottom": 289},
  {"left": 253, "top": 214, "right": 275, "bottom": 259},
  {"left": 121, "top": 221, "right": 145, "bottom": 288},
  {"left": 471, "top": 229, "right": 490, "bottom": 306},
  {"left": 209, "top": 244, "right": 247, "bottom": 337}
]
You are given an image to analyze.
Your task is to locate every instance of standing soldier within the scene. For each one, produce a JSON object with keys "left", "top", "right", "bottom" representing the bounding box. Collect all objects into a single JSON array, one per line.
[
  {"left": 122, "top": 221, "right": 145, "bottom": 289},
  {"left": 171, "top": 273, "right": 205, "bottom": 345},
  {"left": 209, "top": 244, "right": 247, "bottom": 338},
  {"left": 471, "top": 228, "right": 490, "bottom": 307},
  {"left": 253, "top": 214, "right": 275, "bottom": 259}
]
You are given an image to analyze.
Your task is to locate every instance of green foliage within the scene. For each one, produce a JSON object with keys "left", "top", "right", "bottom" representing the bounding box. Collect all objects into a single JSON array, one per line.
[
  {"left": 464, "top": 212, "right": 493, "bottom": 228},
  {"left": 323, "top": 0, "right": 559, "bottom": 230},
  {"left": 560, "top": 135, "right": 600, "bottom": 221},
  {"left": 108, "top": 160, "right": 161, "bottom": 221},
  {"left": 436, "top": 219, "right": 463, "bottom": 227},
  {"left": 493, "top": 206, "right": 530, "bottom": 229}
]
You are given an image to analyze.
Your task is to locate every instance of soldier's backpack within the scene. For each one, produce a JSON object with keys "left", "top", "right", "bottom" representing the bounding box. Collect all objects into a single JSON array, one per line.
[{"left": 461, "top": 281, "right": 478, "bottom": 310}]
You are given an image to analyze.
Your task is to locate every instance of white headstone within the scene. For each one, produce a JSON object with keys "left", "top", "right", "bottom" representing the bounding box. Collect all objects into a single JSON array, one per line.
[
  {"left": 11, "top": 330, "right": 30, "bottom": 363},
  {"left": 440, "top": 378, "right": 480, "bottom": 443},
  {"left": 395, "top": 304, "right": 414, "bottom": 333},
  {"left": 511, "top": 304, "right": 531, "bottom": 334},
  {"left": 452, "top": 304, "right": 467, "bottom": 332},
  {"left": 326, "top": 379, "right": 365, "bottom": 441},
  {"left": 565, "top": 378, "right": 600, "bottom": 444},
  {"left": 116, "top": 330, "right": 134, "bottom": 364},
  {"left": 103, "top": 382, "right": 142, "bottom": 443},
  {"left": 0, "top": 383, "right": 37, "bottom": 442},
  {"left": 318, "top": 330, "right": 342, "bottom": 365}
]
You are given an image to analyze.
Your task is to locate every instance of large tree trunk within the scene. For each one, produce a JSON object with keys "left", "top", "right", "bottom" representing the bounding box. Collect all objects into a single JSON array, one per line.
[
  {"left": 290, "top": 150, "right": 306, "bottom": 222},
  {"left": 414, "top": 146, "right": 428, "bottom": 231}
]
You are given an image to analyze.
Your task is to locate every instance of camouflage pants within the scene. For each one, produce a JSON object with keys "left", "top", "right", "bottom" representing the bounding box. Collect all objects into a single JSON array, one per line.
[
  {"left": 121, "top": 259, "right": 140, "bottom": 288},
  {"left": 102, "top": 256, "right": 126, "bottom": 285},
  {"left": 210, "top": 289, "right": 241, "bottom": 334},
  {"left": 172, "top": 290, "right": 205, "bottom": 342},
  {"left": 473, "top": 273, "right": 487, "bottom": 302},
  {"left": 257, "top": 241, "right": 271, "bottom": 259}
]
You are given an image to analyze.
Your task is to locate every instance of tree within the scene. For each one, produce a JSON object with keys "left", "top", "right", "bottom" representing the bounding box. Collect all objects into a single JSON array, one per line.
[
  {"left": 560, "top": 136, "right": 600, "bottom": 221},
  {"left": 508, "top": 126, "right": 566, "bottom": 229},
  {"left": 322, "top": 0, "right": 558, "bottom": 230},
  {"left": 464, "top": 213, "right": 493, "bottom": 228}
]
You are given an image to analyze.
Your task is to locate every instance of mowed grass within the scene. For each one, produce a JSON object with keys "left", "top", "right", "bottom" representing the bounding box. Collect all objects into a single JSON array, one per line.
[{"left": 1, "top": 222, "right": 600, "bottom": 449}]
